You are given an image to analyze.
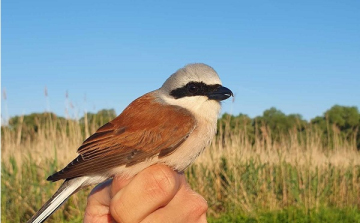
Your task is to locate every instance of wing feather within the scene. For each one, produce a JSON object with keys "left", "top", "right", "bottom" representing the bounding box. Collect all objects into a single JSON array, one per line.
[{"left": 47, "top": 93, "right": 196, "bottom": 182}]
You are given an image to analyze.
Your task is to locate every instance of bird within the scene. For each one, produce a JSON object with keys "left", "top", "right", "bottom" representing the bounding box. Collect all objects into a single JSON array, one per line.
[{"left": 27, "top": 63, "right": 233, "bottom": 223}]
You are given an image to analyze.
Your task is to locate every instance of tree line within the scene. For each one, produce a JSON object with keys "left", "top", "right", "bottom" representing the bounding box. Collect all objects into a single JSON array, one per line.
[
  {"left": 3, "top": 105, "right": 360, "bottom": 150},
  {"left": 218, "top": 105, "right": 360, "bottom": 149}
]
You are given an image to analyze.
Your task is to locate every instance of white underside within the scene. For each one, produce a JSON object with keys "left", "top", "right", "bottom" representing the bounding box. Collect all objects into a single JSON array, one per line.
[{"left": 109, "top": 96, "right": 221, "bottom": 178}]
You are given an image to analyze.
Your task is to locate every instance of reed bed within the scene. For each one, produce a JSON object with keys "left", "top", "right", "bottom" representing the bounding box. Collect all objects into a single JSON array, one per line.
[{"left": 2, "top": 114, "right": 360, "bottom": 222}]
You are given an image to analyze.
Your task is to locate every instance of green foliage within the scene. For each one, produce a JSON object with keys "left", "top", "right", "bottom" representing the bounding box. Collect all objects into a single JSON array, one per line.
[
  {"left": 2, "top": 105, "right": 360, "bottom": 222},
  {"left": 208, "top": 207, "right": 360, "bottom": 223},
  {"left": 254, "top": 107, "right": 307, "bottom": 141},
  {"left": 311, "top": 105, "right": 360, "bottom": 149},
  {"left": 1, "top": 155, "right": 89, "bottom": 223},
  {"left": 79, "top": 109, "right": 116, "bottom": 127},
  {"left": 2, "top": 109, "right": 117, "bottom": 143},
  {"left": 187, "top": 156, "right": 360, "bottom": 223},
  {"left": 326, "top": 105, "right": 359, "bottom": 129},
  {"left": 218, "top": 113, "right": 255, "bottom": 144},
  {"left": 5, "top": 112, "right": 67, "bottom": 140},
  {"left": 217, "top": 105, "right": 360, "bottom": 150},
  {"left": 4, "top": 105, "right": 359, "bottom": 149}
]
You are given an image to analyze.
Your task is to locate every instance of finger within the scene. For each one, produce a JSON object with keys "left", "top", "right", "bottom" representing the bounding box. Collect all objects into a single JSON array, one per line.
[
  {"left": 84, "top": 179, "right": 113, "bottom": 223},
  {"left": 141, "top": 175, "right": 208, "bottom": 223},
  {"left": 111, "top": 175, "right": 132, "bottom": 197},
  {"left": 87, "top": 179, "right": 113, "bottom": 207},
  {"left": 84, "top": 175, "right": 134, "bottom": 223},
  {"left": 110, "top": 164, "right": 180, "bottom": 223}
]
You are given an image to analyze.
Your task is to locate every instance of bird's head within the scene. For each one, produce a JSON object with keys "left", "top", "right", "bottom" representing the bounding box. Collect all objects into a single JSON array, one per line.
[{"left": 158, "top": 63, "right": 233, "bottom": 120}]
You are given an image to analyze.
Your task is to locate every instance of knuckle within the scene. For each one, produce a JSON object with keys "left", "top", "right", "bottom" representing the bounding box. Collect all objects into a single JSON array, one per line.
[
  {"left": 146, "top": 166, "right": 177, "bottom": 200},
  {"left": 188, "top": 194, "right": 208, "bottom": 218}
]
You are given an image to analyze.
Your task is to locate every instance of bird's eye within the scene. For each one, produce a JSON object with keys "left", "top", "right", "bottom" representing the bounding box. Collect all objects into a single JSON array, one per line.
[{"left": 187, "top": 83, "right": 199, "bottom": 94}]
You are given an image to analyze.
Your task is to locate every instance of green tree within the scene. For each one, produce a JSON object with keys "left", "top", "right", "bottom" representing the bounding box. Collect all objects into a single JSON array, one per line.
[
  {"left": 311, "top": 105, "right": 360, "bottom": 149},
  {"left": 6, "top": 112, "right": 67, "bottom": 141},
  {"left": 254, "top": 107, "right": 306, "bottom": 141},
  {"left": 218, "top": 113, "right": 255, "bottom": 143},
  {"left": 79, "top": 109, "right": 117, "bottom": 127}
]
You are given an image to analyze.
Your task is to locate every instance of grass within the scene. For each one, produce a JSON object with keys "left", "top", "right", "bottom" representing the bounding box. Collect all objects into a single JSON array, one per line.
[
  {"left": 207, "top": 207, "right": 360, "bottom": 223},
  {"left": 2, "top": 113, "right": 360, "bottom": 222}
]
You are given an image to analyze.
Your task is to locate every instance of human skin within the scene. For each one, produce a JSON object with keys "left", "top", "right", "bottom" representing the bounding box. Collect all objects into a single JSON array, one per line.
[{"left": 84, "top": 164, "right": 208, "bottom": 223}]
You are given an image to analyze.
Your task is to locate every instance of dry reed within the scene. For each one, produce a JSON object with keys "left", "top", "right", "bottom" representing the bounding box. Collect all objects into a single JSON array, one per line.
[{"left": 1, "top": 114, "right": 360, "bottom": 222}]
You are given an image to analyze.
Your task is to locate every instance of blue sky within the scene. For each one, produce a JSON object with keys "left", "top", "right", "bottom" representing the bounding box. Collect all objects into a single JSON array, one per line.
[{"left": 2, "top": 1, "right": 360, "bottom": 122}]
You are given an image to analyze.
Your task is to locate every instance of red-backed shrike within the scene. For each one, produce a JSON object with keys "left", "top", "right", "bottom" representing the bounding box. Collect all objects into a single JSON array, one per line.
[{"left": 28, "top": 63, "right": 233, "bottom": 223}]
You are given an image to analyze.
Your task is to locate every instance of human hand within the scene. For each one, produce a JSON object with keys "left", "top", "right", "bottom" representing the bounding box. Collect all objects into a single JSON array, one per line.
[{"left": 84, "top": 164, "right": 208, "bottom": 223}]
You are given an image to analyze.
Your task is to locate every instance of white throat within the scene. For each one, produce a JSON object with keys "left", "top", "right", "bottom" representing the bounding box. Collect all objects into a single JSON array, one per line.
[{"left": 158, "top": 92, "right": 221, "bottom": 123}]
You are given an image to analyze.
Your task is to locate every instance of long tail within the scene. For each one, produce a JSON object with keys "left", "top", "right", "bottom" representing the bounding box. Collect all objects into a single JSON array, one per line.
[{"left": 27, "top": 177, "right": 87, "bottom": 223}]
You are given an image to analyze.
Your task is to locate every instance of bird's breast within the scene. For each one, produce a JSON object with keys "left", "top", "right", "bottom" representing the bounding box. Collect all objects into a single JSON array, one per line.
[{"left": 160, "top": 116, "right": 217, "bottom": 171}]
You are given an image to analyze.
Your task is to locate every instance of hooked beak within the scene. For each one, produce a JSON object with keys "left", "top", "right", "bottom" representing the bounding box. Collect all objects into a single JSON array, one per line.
[{"left": 208, "top": 86, "right": 233, "bottom": 101}]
